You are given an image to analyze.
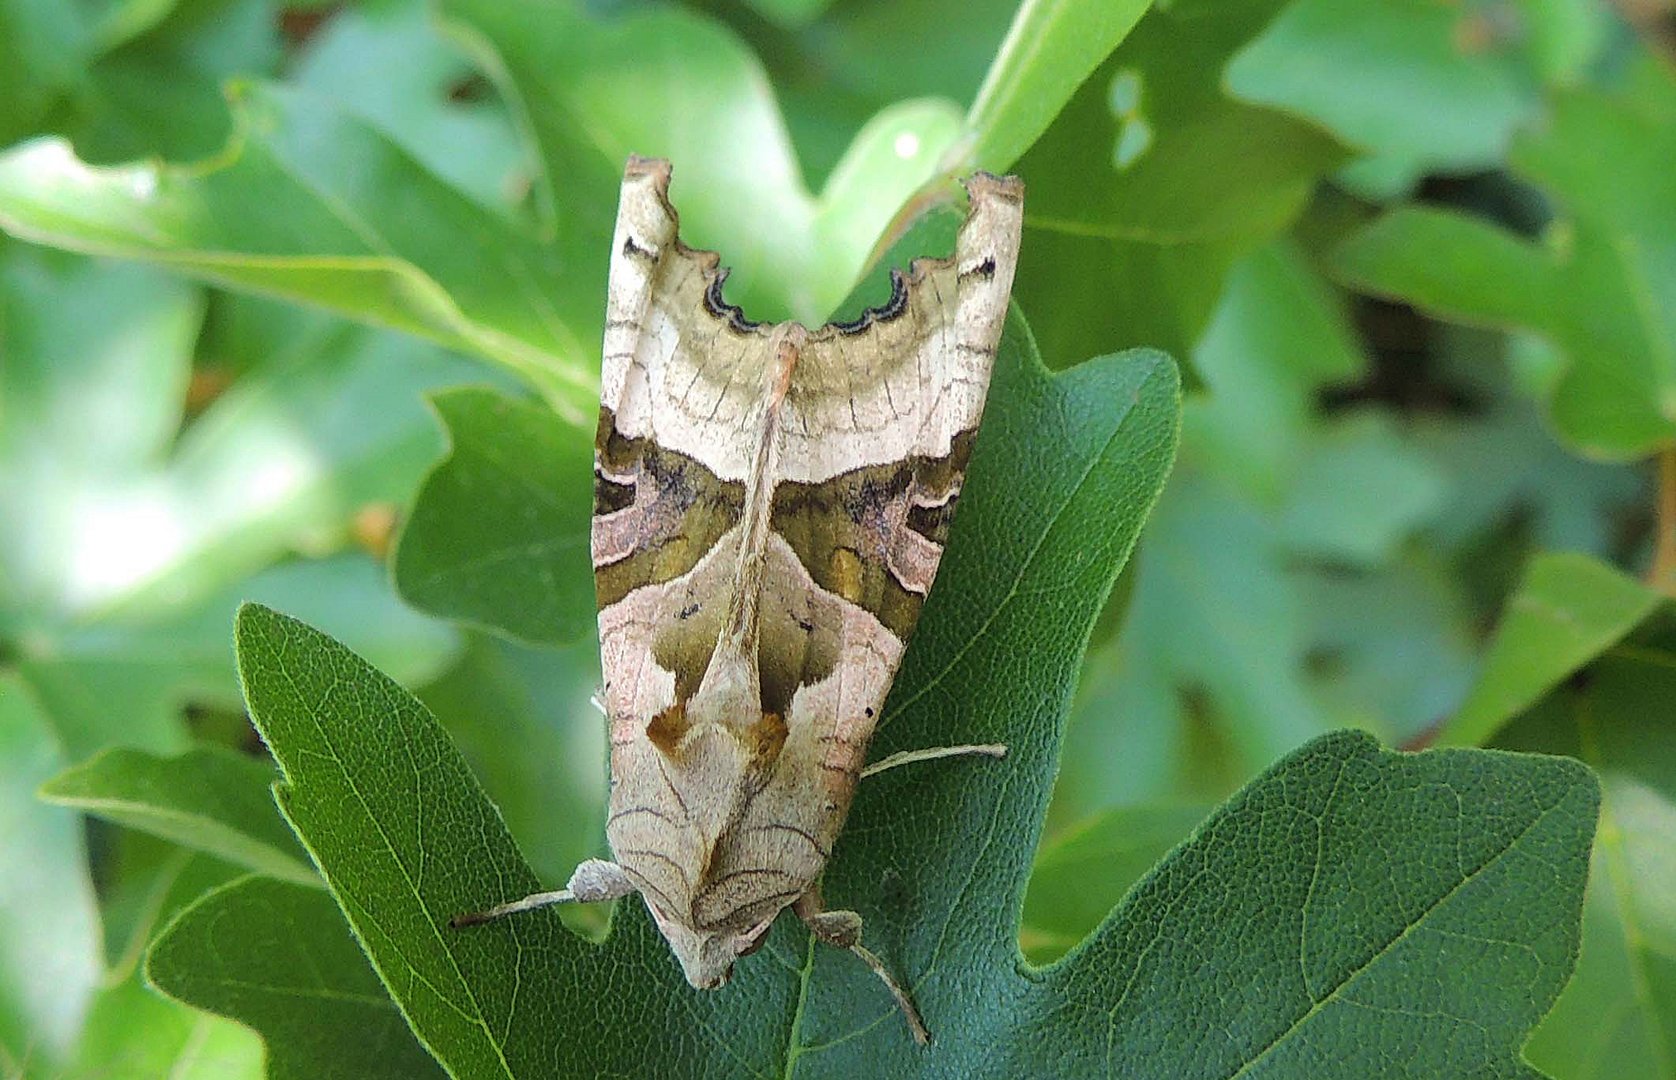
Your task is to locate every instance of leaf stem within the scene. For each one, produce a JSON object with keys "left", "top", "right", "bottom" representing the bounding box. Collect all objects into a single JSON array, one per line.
[{"left": 1652, "top": 445, "right": 1676, "bottom": 596}]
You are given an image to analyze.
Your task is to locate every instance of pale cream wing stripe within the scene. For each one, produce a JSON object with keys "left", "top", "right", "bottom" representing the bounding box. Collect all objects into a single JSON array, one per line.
[
  {"left": 791, "top": 172, "right": 1022, "bottom": 484},
  {"left": 601, "top": 162, "right": 1023, "bottom": 486}
]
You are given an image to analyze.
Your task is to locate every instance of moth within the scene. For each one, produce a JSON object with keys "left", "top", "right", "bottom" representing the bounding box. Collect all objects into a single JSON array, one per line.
[{"left": 454, "top": 157, "right": 1024, "bottom": 1044}]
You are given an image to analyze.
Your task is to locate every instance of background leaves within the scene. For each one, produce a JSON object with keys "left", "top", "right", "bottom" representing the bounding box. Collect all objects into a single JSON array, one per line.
[{"left": 1, "top": 0, "right": 1670, "bottom": 1076}]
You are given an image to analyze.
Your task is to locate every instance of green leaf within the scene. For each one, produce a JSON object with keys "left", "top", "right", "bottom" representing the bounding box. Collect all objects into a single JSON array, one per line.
[
  {"left": 1441, "top": 552, "right": 1661, "bottom": 747},
  {"left": 1182, "top": 241, "right": 1367, "bottom": 502},
  {"left": 779, "top": 0, "right": 1018, "bottom": 117},
  {"left": 56, "top": 841, "right": 262, "bottom": 1080},
  {"left": 1010, "top": 0, "right": 1345, "bottom": 363},
  {"left": 0, "top": 0, "right": 93, "bottom": 147},
  {"left": 216, "top": 322, "right": 1182, "bottom": 1076},
  {"left": 229, "top": 585, "right": 1596, "bottom": 1078},
  {"left": 1298, "top": 555, "right": 1482, "bottom": 742},
  {"left": 1225, "top": 0, "right": 1579, "bottom": 190},
  {"left": 439, "top": 0, "right": 962, "bottom": 325},
  {"left": 79, "top": 0, "right": 184, "bottom": 54},
  {"left": 147, "top": 875, "right": 447, "bottom": 1080},
  {"left": 20, "top": 553, "right": 458, "bottom": 760},
  {"left": 1018, "top": 1, "right": 1340, "bottom": 244},
  {"left": 699, "top": 6, "right": 966, "bottom": 196},
  {"left": 40, "top": 745, "right": 315, "bottom": 885},
  {"left": 0, "top": 243, "right": 462, "bottom": 756},
  {"left": 1019, "top": 803, "right": 1206, "bottom": 964},
  {"left": 0, "top": 0, "right": 280, "bottom": 165},
  {"left": 1058, "top": 473, "right": 1338, "bottom": 809},
  {"left": 0, "top": 84, "right": 595, "bottom": 411},
  {"left": 60, "top": 0, "right": 282, "bottom": 165},
  {"left": 58, "top": 967, "right": 264, "bottom": 1080},
  {"left": 960, "top": 0, "right": 1151, "bottom": 173},
  {"left": 1332, "top": 207, "right": 1562, "bottom": 333},
  {"left": 1054, "top": 243, "right": 1446, "bottom": 815},
  {"left": 740, "top": 0, "right": 837, "bottom": 29},
  {"left": 236, "top": 557, "right": 459, "bottom": 690},
  {"left": 1334, "top": 58, "right": 1676, "bottom": 458},
  {"left": 416, "top": 633, "right": 605, "bottom": 892},
  {"left": 1495, "top": 632, "right": 1676, "bottom": 1080},
  {"left": 288, "top": 0, "right": 523, "bottom": 210},
  {"left": 1277, "top": 411, "right": 1447, "bottom": 567},
  {"left": 0, "top": 244, "right": 478, "bottom": 628},
  {"left": 393, "top": 388, "right": 594, "bottom": 646},
  {"left": 0, "top": 243, "right": 201, "bottom": 626},
  {"left": 1034, "top": 730, "right": 1595, "bottom": 1077},
  {"left": 91, "top": 836, "right": 246, "bottom": 979},
  {"left": 1414, "top": 328, "right": 1648, "bottom": 561},
  {"left": 0, "top": 675, "right": 100, "bottom": 1070}
]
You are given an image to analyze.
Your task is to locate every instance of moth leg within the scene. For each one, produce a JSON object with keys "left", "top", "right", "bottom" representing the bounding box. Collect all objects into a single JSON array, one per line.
[
  {"left": 449, "top": 858, "right": 634, "bottom": 928},
  {"left": 794, "top": 891, "right": 931, "bottom": 1045},
  {"left": 861, "top": 743, "right": 1007, "bottom": 779}
]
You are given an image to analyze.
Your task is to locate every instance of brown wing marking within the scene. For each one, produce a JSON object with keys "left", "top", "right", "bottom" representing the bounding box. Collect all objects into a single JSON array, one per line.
[
  {"left": 767, "top": 426, "right": 977, "bottom": 640},
  {"left": 593, "top": 407, "right": 744, "bottom": 611}
]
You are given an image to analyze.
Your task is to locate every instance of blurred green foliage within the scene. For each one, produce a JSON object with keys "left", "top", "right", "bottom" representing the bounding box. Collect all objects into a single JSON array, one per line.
[{"left": 0, "top": 0, "right": 1671, "bottom": 1076}]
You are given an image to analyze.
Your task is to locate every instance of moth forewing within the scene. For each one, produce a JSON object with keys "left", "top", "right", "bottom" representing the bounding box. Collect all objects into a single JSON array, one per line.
[{"left": 455, "top": 157, "right": 1024, "bottom": 1045}]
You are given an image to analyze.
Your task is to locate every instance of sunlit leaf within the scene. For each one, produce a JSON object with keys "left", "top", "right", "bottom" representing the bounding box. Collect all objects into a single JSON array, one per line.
[
  {"left": 440, "top": 0, "right": 961, "bottom": 325},
  {"left": 961, "top": 0, "right": 1150, "bottom": 173},
  {"left": 0, "top": 675, "right": 100, "bottom": 1070},
  {"left": 0, "top": 86, "right": 596, "bottom": 411}
]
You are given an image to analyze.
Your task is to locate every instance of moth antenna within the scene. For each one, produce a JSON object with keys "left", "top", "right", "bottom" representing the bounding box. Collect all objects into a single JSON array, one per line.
[
  {"left": 449, "top": 887, "right": 576, "bottom": 928},
  {"left": 451, "top": 859, "right": 634, "bottom": 928},
  {"left": 861, "top": 743, "right": 1007, "bottom": 779}
]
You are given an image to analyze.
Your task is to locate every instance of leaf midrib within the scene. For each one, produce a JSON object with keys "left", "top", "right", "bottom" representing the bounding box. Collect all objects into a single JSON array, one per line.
[
  {"left": 269, "top": 655, "right": 518, "bottom": 1080},
  {"left": 887, "top": 361, "right": 1162, "bottom": 723},
  {"left": 1224, "top": 781, "right": 1572, "bottom": 1079}
]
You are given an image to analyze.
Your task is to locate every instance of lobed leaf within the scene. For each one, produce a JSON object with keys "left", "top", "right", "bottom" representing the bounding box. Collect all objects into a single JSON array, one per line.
[
  {"left": 1018, "top": 731, "right": 1596, "bottom": 1078},
  {"left": 1019, "top": 803, "right": 1206, "bottom": 964},
  {"left": 216, "top": 311, "right": 1598, "bottom": 1077},
  {"left": 147, "top": 876, "right": 446, "bottom": 1080},
  {"left": 393, "top": 388, "right": 594, "bottom": 646},
  {"left": 218, "top": 320, "right": 1182, "bottom": 1076},
  {"left": 40, "top": 745, "right": 315, "bottom": 885}
]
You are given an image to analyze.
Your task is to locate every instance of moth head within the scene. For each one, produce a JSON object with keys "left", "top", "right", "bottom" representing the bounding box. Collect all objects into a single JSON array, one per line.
[{"left": 644, "top": 898, "right": 778, "bottom": 990}]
